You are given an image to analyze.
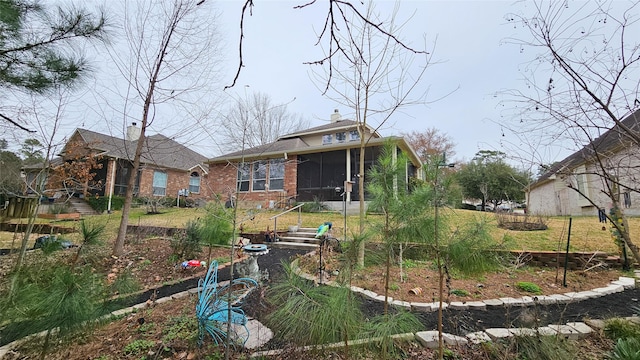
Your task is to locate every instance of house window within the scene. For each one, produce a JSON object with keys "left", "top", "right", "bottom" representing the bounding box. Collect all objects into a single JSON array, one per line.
[
  {"left": 252, "top": 161, "right": 267, "bottom": 191},
  {"left": 237, "top": 163, "right": 250, "bottom": 192},
  {"left": 269, "top": 159, "right": 285, "bottom": 190},
  {"left": 624, "top": 192, "right": 632, "bottom": 208},
  {"left": 189, "top": 172, "right": 200, "bottom": 193},
  {"left": 152, "top": 171, "right": 167, "bottom": 196},
  {"left": 349, "top": 130, "right": 360, "bottom": 141},
  {"left": 336, "top": 132, "right": 346, "bottom": 143},
  {"left": 322, "top": 134, "right": 333, "bottom": 145}
]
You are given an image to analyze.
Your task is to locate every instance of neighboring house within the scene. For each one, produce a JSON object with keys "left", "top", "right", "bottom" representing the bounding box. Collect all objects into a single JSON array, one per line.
[
  {"left": 206, "top": 110, "right": 423, "bottom": 208},
  {"left": 24, "top": 124, "right": 210, "bottom": 201},
  {"left": 527, "top": 110, "right": 640, "bottom": 216}
]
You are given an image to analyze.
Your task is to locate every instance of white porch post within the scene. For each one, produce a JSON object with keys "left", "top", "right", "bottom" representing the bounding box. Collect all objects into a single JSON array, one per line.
[{"left": 346, "top": 149, "right": 351, "bottom": 202}]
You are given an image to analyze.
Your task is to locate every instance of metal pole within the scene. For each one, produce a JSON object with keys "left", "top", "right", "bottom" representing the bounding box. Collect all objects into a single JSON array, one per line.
[
  {"left": 563, "top": 217, "right": 572, "bottom": 287},
  {"left": 343, "top": 192, "right": 347, "bottom": 241}
]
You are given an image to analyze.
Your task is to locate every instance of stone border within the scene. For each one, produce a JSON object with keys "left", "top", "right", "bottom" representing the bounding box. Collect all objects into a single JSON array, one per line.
[
  {"left": 291, "top": 256, "right": 637, "bottom": 313},
  {"left": 260, "top": 257, "right": 640, "bottom": 355},
  {"left": 1, "top": 254, "right": 637, "bottom": 358}
]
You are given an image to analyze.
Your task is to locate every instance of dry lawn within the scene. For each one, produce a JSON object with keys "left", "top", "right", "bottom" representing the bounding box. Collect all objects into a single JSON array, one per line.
[{"left": 1, "top": 206, "right": 637, "bottom": 254}]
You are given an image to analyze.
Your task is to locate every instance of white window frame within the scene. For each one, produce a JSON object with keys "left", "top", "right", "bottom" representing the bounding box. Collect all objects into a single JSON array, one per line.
[
  {"left": 189, "top": 172, "right": 200, "bottom": 194},
  {"left": 252, "top": 161, "right": 267, "bottom": 191},
  {"left": 237, "top": 163, "right": 250, "bottom": 192},
  {"left": 269, "top": 158, "right": 285, "bottom": 190},
  {"left": 335, "top": 131, "right": 346, "bottom": 143},
  {"left": 349, "top": 130, "right": 360, "bottom": 141},
  {"left": 152, "top": 171, "right": 167, "bottom": 196},
  {"left": 322, "top": 134, "right": 333, "bottom": 145}
]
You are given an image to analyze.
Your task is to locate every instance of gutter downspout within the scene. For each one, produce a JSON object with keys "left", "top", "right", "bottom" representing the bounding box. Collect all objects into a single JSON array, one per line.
[{"left": 107, "top": 158, "right": 117, "bottom": 213}]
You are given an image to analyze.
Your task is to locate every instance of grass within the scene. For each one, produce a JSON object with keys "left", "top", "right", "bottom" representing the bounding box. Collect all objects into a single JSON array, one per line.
[{"left": 2, "top": 207, "right": 637, "bottom": 254}]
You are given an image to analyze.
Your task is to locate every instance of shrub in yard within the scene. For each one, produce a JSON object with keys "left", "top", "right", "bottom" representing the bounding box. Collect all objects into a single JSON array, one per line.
[
  {"left": 170, "top": 220, "right": 202, "bottom": 261},
  {"left": 450, "top": 289, "right": 469, "bottom": 297},
  {"left": 609, "top": 337, "right": 640, "bottom": 360},
  {"left": 300, "top": 196, "right": 329, "bottom": 213},
  {"left": 511, "top": 335, "right": 575, "bottom": 360},
  {"left": 516, "top": 281, "right": 542, "bottom": 294},
  {"left": 605, "top": 318, "right": 640, "bottom": 340},
  {"left": 86, "top": 196, "right": 125, "bottom": 213}
]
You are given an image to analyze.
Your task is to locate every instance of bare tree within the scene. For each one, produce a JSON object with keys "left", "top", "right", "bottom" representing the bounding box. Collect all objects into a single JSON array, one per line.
[
  {"left": 315, "top": 2, "right": 432, "bottom": 267},
  {"left": 111, "top": 0, "right": 222, "bottom": 257},
  {"left": 219, "top": 91, "right": 309, "bottom": 152},
  {"left": 402, "top": 128, "right": 456, "bottom": 163},
  {"left": 15, "top": 88, "right": 72, "bottom": 269},
  {"left": 502, "top": 1, "right": 640, "bottom": 263},
  {"left": 225, "top": 0, "right": 425, "bottom": 90}
]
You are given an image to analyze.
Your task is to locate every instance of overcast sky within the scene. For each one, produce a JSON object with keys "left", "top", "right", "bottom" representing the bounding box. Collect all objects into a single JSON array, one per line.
[
  {"left": 215, "top": 0, "right": 523, "bottom": 163},
  {"left": 15, "top": 0, "right": 637, "bottom": 169}
]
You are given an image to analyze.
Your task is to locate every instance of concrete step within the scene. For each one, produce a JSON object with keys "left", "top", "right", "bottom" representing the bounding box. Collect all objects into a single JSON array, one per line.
[
  {"left": 286, "top": 231, "right": 317, "bottom": 239},
  {"left": 277, "top": 236, "right": 321, "bottom": 244},
  {"left": 68, "top": 198, "right": 98, "bottom": 215},
  {"left": 268, "top": 241, "right": 318, "bottom": 251}
]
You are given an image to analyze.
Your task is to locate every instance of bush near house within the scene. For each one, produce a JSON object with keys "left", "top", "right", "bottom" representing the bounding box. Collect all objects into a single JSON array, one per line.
[{"left": 86, "top": 196, "right": 125, "bottom": 213}]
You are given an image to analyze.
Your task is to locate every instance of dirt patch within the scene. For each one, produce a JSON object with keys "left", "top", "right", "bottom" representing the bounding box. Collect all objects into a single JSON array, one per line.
[
  {"left": 1, "top": 241, "right": 635, "bottom": 359},
  {"left": 296, "top": 248, "right": 625, "bottom": 303}
]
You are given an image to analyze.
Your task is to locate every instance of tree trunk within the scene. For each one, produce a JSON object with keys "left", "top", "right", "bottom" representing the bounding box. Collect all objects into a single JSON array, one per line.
[
  {"left": 357, "top": 123, "right": 366, "bottom": 267},
  {"left": 15, "top": 198, "right": 39, "bottom": 269}
]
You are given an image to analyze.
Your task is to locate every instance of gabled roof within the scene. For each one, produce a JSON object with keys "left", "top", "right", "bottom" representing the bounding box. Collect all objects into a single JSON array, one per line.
[
  {"left": 70, "top": 128, "right": 208, "bottom": 172},
  {"left": 532, "top": 109, "right": 640, "bottom": 187},
  {"left": 278, "top": 119, "right": 378, "bottom": 140},
  {"left": 209, "top": 117, "right": 395, "bottom": 164}
]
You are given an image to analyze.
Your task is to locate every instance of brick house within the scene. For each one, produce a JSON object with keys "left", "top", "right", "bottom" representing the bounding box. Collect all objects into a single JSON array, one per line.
[
  {"left": 206, "top": 110, "right": 423, "bottom": 208},
  {"left": 28, "top": 124, "right": 211, "bottom": 202},
  {"left": 527, "top": 109, "right": 640, "bottom": 216}
]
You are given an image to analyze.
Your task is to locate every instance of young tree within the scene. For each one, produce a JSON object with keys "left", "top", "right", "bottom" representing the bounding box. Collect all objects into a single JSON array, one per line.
[
  {"left": 456, "top": 150, "right": 529, "bottom": 210},
  {"left": 317, "top": 2, "right": 432, "bottom": 267},
  {"left": 219, "top": 91, "right": 309, "bottom": 152},
  {"left": 15, "top": 88, "right": 77, "bottom": 269},
  {"left": 111, "top": 0, "right": 222, "bottom": 257},
  {"left": 503, "top": 1, "right": 640, "bottom": 262},
  {"left": 0, "top": 0, "right": 107, "bottom": 132}
]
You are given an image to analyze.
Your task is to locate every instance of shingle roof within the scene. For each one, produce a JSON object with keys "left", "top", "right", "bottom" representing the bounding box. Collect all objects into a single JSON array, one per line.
[
  {"left": 208, "top": 138, "right": 309, "bottom": 161},
  {"left": 279, "top": 119, "right": 361, "bottom": 139},
  {"left": 532, "top": 109, "right": 640, "bottom": 186},
  {"left": 209, "top": 119, "right": 386, "bottom": 163},
  {"left": 74, "top": 128, "right": 207, "bottom": 172}
]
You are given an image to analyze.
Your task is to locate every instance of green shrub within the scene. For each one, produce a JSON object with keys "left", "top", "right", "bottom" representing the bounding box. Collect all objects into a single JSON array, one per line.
[
  {"left": 170, "top": 220, "right": 202, "bottom": 260},
  {"left": 609, "top": 337, "right": 640, "bottom": 360},
  {"left": 511, "top": 335, "right": 575, "bottom": 360},
  {"left": 300, "top": 196, "right": 329, "bottom": 213},
  {"left": 402, "top": 258, "right": 419, "bottom": 268},
  {"left": 450, "top": 289, "right": 469, "bottom": 297},
  {"left": 86, "top": 196, "right": 125, "bottom": 213},
  {"left": 605, "top": 318, "right": 640, "bottom": 340},
  {"left": 516, "top": 281, "right": 542, "bottom": 294}
]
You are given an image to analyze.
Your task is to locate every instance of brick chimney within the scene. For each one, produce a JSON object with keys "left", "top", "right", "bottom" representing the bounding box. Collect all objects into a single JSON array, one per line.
[
  {"left": 330, "top": 109, "right": 341, "bottom": 123},
  {"left": 126, "top": 122, "right": 141, "bottom": 141}
]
